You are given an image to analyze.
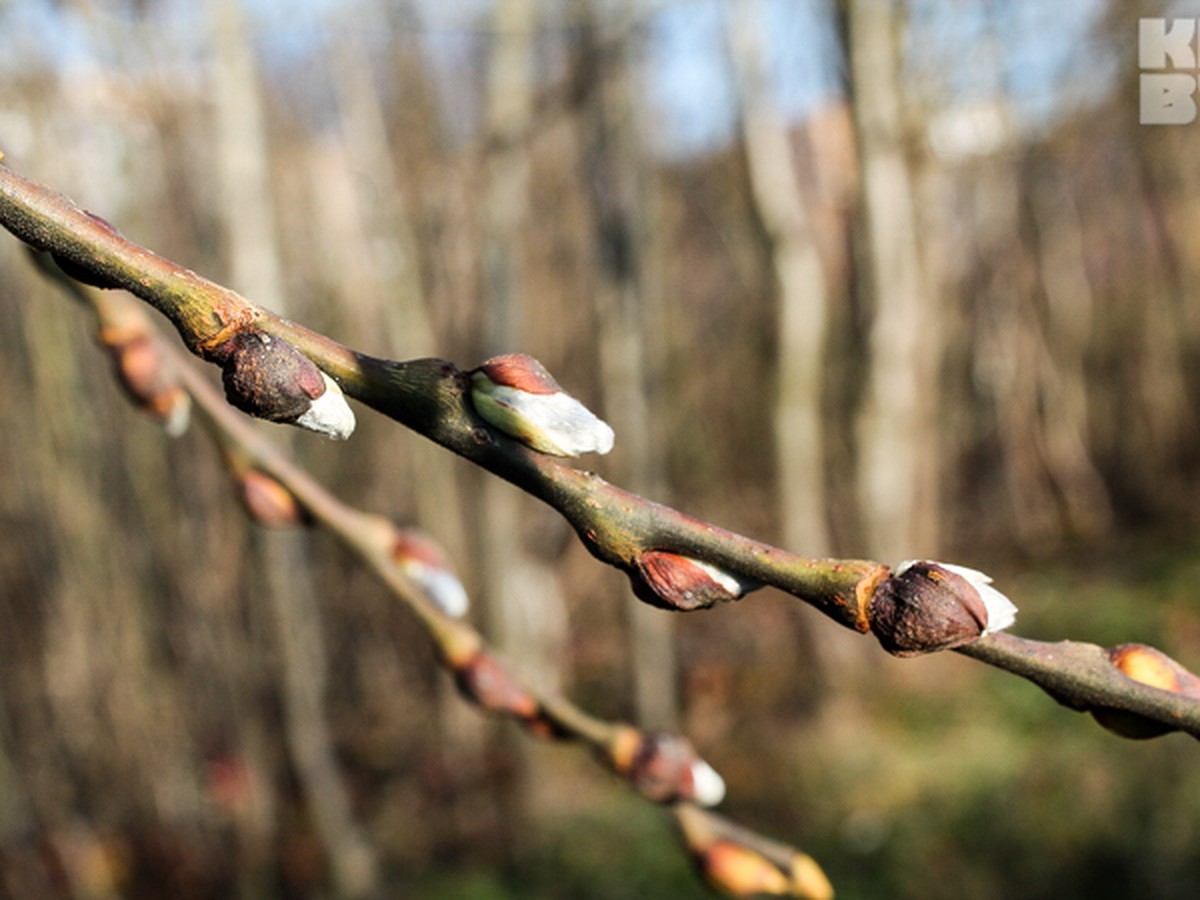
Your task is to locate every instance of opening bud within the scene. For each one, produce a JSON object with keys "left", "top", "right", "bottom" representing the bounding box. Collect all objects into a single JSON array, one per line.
[
  {"left": 869, "top": 560, "right": 1017, "bottom": 656},
  {"left": 607, "top": 727, "right": 725, "bottom": 806},
  {"left": 392, "top": 529, "right": 470, "bottom": 618},
  {"left": 100, "top": 327, "right": 191, "bottom": 436},
  {"left": 218, "top": 330, "right": 354, "bottom": 440},
  {"left": 632, "top": 551, "right": 757, "bottom": 611},
  {"left": 469, "top": 353, "right": 614, "bottom": 457}
]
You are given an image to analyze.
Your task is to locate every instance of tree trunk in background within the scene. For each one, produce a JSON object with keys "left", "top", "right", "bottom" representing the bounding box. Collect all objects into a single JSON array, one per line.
[
  {"left": 477, "top": 0, "right": 567, "bottom": 856},
  {"left": 1026, "top": 176, "right": 1114, "bottom": 538},
  {"left": 324, "top": 4, "right": 488, "bottom": 844},
  {"left": 730, "top": 0, "right": 832, "bottom": 559},
  {"left": 212, "top": 1, "right": 379, "bottom": 894},
  {"left": 576, "top": 3, "right": 678, "bottom": 730},
  {"left": 971, "top": 162, "right": 1074, "bottom": 547},
  {"left": 1130, "top": 141, "right": 1197, "bottom": 510},
  {"left": 844, "top": 0, "right": 939, "bottom": 563},
  {"left": 332, "top": 34, "right": 469, "bottom": 548},
  {"left": 962, "top": 153, "right": 1114, "bottom": 550}
]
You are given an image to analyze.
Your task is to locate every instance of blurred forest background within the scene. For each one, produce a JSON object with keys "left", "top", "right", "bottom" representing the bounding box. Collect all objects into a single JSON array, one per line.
[{"left": 3, "top": 0, "right": 1200, "bottom": 897}]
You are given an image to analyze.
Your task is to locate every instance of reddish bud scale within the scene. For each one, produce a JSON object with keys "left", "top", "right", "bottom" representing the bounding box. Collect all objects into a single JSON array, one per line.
[
  {"left": 453, "top": 651, "right": 541, "bottom": 723},
  {"left": 698, "top": 841, "right": 791, "bottom": 897},
  {"left": 99, "top": 327, "right": 187, "bottom": 423},
  {"left": 392, "top": 530, "right": 453, "bottom": 570},
  {"left": 475, "top": 353, "right": 562, "bottom": 394},
  {"left": 608, "top": 727, "right": 707, "bottom": 804},
  {"left": 1091, "top": 644, "right": 1200, "bottom": 739},
  {"left": 238, "top": 469, "right": 309, "bottom": 528},
  {"left": 633, "top": 551, "right": 745, "bottom": 612},
  {"left": 109, "top": 332, "right": 161, "bottom": 397}
]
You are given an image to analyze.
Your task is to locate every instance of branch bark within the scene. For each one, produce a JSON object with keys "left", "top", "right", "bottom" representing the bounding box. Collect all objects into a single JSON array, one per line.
[{"left": 4, "top": 161, "right": 1200, "bottom": 743}]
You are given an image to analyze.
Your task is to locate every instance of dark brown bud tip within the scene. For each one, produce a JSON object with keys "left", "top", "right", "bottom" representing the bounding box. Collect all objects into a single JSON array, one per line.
[{"left": 869, "top": 561, "right": 990, "bottom": 656}]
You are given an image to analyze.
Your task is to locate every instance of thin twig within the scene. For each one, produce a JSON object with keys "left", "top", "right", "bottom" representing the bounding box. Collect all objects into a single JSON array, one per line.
[{"left": 67, "top": 279, "right": 829, "bottom": 896}]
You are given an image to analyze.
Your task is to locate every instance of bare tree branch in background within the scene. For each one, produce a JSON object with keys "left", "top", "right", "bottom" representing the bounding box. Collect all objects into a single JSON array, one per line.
[
  {"left": 575, "top": 1, "right": 680, "bottom": 731},
  {"left": 842, "top": 0, "right": 941, "bottom": 562},
  {"left": 730, "top": 0, "right": 833, "bottom": 561},
  {"left": 211, "top": 0, "right": 380, "bottom": 893}
]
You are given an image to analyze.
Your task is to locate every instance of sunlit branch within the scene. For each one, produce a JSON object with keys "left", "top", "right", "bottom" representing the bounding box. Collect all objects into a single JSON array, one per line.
[
  {"left": 3, "top": 161, "right": 1200, "bottom": 748},
  {"left": 61, "top": 276, "right": 827, "bottom": 896}
]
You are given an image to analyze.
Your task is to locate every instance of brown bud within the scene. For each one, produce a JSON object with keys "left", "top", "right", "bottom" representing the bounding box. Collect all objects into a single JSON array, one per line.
[
  {"left": 215, "top": 330, "right": 355, "bottom": 439},
  {"left": 238, "top": 469, "right": 308, "bottom": 528},
  {"left": 869, "top": 560, "right": 1016, "bottom": 656},
  {"left": 699, "top": 842, "right": 791, "bottom": 897},
  {"left": 1109, "top": 643, "right": 1200, "bottom": 694},
  {"left": 219, "top": 330, "right": 326, "bottom": 422},
  {"left": 1091, "top": 644, "right": 1200, "bottom": 739},
  {"left": 676, "top": 805, "right": 834, "bottom": 899},
  {"left": 100, "top": 326, "right": 190, "bottom": 435},
  {"left": 632, "top": 551, "right": 753, "bottom": 612},
  {"left": 607, "top": 727, "right": 725, "bottom": 805},
  {"left": 452, "top": 651, "right": 540, "bottom": 722}
]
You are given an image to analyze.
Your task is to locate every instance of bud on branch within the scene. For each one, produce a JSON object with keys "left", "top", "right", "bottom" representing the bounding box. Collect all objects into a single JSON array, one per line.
[
  {"left": 216, "top": 330, "right": 355, "bottom": 440},
  {"left": 391, "top": 529, "right": 469, "bottom": 618},
  {"left": 98, "top": 323, "right": 191, "bottom": 436},
  {"left": 869, "top": 560, "right": 1017, "bottom": 656},
  {"left": 606, "top": 726, "right": 726, "bottom": 806},
  {"left": 236, "top": 468, "right": 309, "bottom": 528},
  {"left": 632, "top": 551, "right": 758, "bottom": 611},
  {"left": 469, "top": 353, "right": 614, "bottom": 457},
  {"left": 1092, "top": 643, "right": 1200, "bottom": 738},
  {"left": 450, "top": 648, "right": 543, "bottom": 723},
  {"left": 675, "top": 804, "right": 833, "bottom": 899}
]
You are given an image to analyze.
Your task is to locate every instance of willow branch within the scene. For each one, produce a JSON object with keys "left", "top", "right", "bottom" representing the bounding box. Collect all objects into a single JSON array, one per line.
[
  {"left": 4, "top": 161, "right": 1200, "bottom": 744},
  {"left": 0, "top": 162, "right": 876, "bottom": 624},
  {"left": 56, "top": 276, "right": 830, "bottom": 897}
]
